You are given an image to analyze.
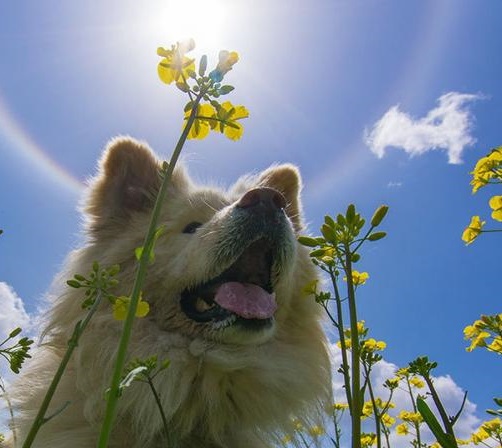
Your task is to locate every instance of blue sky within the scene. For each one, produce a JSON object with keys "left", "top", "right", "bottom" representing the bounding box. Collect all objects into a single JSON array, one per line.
[{"left": 1, "top": 0, "right": 501, "bottom": 443}]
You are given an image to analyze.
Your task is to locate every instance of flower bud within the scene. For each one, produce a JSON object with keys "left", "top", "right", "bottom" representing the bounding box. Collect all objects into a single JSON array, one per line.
[{"left": 371, "top": 205, "right": 389, "bottom": 227}]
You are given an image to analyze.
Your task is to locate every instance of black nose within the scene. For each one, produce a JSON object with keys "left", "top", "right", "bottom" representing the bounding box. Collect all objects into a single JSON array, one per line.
[{"left": 237, "top": 187, "right": 286, "bottom": 210}]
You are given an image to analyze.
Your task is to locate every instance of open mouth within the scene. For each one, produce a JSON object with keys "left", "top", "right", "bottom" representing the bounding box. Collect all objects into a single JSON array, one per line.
[{"left": 180, "top": 238, "right": 277, "bottom": 330}]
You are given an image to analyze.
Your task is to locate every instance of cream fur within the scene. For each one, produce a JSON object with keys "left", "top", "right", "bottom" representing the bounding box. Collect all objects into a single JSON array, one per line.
[{"left": 9, "top": 137, "right": 330, "bottom": 448}]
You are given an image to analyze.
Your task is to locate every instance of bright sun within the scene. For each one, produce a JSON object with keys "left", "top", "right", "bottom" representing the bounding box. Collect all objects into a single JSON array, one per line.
[{"left": 149, "top": 0, "right": 229, "bottom": 54}]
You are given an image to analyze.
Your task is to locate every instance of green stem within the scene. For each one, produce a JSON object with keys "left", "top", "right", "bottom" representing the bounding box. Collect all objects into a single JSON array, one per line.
[
  {"left": 97, "top": 91, "right": 206, "bottom": 448},
  {"left": 147, "top": 377, "right": 173, "bottom": 447},
  {"left": 405, "top": 377, "right": 422, "bottom": 448},
  {"left": 344, "top": 243, "right": 361, "bottom": 448},
  {"left": 329, "top": 268, "right": 353, "bottom": 412},
  {"left": 22, "top": 292, "right": 104, "bottom": 448},
  {"left": 423, "top": 375, "right": 456, "bottom": 439},
  {"left": 364, "top": 362, "right": 381, "bottom": 448}
]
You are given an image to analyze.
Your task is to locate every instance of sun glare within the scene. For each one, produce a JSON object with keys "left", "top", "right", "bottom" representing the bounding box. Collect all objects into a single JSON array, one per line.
[{"left": 151, "top": 0, "right": 229, "bottom": 54}]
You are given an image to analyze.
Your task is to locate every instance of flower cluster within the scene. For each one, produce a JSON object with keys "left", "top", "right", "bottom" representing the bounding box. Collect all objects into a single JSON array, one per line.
[
  {"left": 464, "top": 314, "right": 502, "bottom": 354},
  {"left": 470, "top": 147, "right": 502, "bottom": 193},
  {"left": 157, "top": 40, "right": 248, "bottom": 140},
  {"left": 462, "top": 146, "right": 502, "bottom": 244},
  {"left": 471, "top": 417, "right": 502, "bottom": 445}
]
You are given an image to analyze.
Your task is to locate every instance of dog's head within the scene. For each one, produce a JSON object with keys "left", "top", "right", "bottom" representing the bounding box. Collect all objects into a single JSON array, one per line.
[{"left": 84, "top": 137, "right": 316, "bottom": 345}]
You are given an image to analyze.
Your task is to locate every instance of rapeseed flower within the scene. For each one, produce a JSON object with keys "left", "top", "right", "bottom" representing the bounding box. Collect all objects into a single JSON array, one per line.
[
  {"left": 157, "top": 39, "right": 196, "bottom": 86},
  {"left": 462, "top": 216, "right": 485, "bottom": 245},
  {"left": 362, "top": 338, "right": 387, "bottom": 352},
  {"left": 209, "top": 50, "right": 239, "bottom": 82},
  {"left": 112, "top": 294, "right": 150, "bottom": 321},
  {"left": 470, "top": 147, "right": 502, "bottom": 193},
  {"left": 343, "top": 270, "right": 369, "bottom": 285},
  {"left": 184, "top": 103, "right": 217, "bottom": 139},
  {"left": 211, "top": 101, "right": 249, "bottom": 140},
  {"left": 489, "top": 195, "right": 502, "bottom": 221},
  {"left": 360, "top": 433, "right": 376, "bottom": 447},
  {"left": 409, "top": 377, "right": 425, "bottom": 388},
  {"left": 396, "top": 423, "right": 409, "bottom": 435}
]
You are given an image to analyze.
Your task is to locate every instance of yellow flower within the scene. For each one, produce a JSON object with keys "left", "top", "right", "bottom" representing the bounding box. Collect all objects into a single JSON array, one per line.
[
  {"left": 281, "top": 434, "right": 292, "bottom": 445},
  {"left": 385, "top": 377, "right": 400, "bottom": 389},
  {"left": 302, "top": 279, "right": 319, "bottom": 296},
  {"left": 398, "top": 410, "right": 423, "bottom": 424},
  {"left": 209, "top": 50, "right": 239, "bottom": 82},
  {"left": 363, "top": 338, "right": 387, "bottom": 352},
  {"left": 184, "top": 103, "right": 217, "bottom": 139},
  {"left": 396, "top": 423, "right": 409, "bottom": 435},
  {"left": 471, "top": 427, "right": 490, "bottom": 444},
  {"left": 487, "top": 336, "right": 502, "bottom": 354},
  {"left": 470, "top": 148, "right": 502, "bottom": 193},
  {"left": 360, "top": 433, "right": 376, "bottom": 447},
  {"left": 308, "top": 425, "right": 325, "bottom": 437},
  {"left": 346, "top": 270, "right": 369, "bottom": 286},
  {"left": 336, "top": 338, "right": 352, "bottom": 350},
  {"left": 332, "top": 402, "right": 349, "bottom": 411},
  {"left": 466, "top": 331, "right": 490, "bottom": 352},
  {"left": 489, "top": 195, "right": 502, "bottom": 221},
  {"left": 362, "top": 401, "right": 374, "bottom": 418},
  {"left": 381, "top": 413, "right": 396, "bottom": 427},
  {"left": 112, "top": 294, "right": 150, "bottom": 321},
  {"left": 409, "top": 377, "right": 425, "bottom": 388},
  {"left": 482, "top": 417, "right": 502, "bottom": 432},
  {"left": 211, "top": 101, "right": 249, "bottom": 140},
  {"left": 157, "top": 39, "right": 196, "bottom": 86},
  {"left": 292, "top": 418, "right": 303, "bottom": 431},
  {"left": 463, "top": 324, "right": 480, "bottom": 339},
  {"left": 462, "top": 216, "right": 485, "bottom": 245},
  {"left": 397, "top": 367, "right": 410, "bottom": 377}
]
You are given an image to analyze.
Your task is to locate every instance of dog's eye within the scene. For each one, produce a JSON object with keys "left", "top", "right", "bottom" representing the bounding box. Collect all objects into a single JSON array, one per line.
[{"left": 183, "top": 222, "right": 202, "bottom": 234}]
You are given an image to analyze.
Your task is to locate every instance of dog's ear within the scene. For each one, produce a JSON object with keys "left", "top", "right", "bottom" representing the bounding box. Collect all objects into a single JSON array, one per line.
[
  {"left": 85, "top": 137, "right": 187, "bottom": 233},
  {"left": 258, "top": 164, "right": 304, "bottom": 232}
]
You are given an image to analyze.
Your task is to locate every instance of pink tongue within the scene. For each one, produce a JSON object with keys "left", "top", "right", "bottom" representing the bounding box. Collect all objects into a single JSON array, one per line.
[{"left": 214, "top": 282, "right": 277, "bottom": 319}]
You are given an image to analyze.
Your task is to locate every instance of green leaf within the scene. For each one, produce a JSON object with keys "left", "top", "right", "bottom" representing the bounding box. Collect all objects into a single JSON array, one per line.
[
  {"left": 346, "top": 204, "right": 356, "bottom": 223},
  {"left": 324, "top": 215, "right": 336, "bottom": 228},
  {"left": 176, "top": 82, "right": 189, "bottom": 92},
  {"left": 310, "top": 248, "right": 328, "bottom": 258},
  {"left": 367, "top": 231, "right": 387, "bottom": 241},
  {"left": 298, "top": 236, "right": 320, "bottom": 247},
  {"left": 8, "top": 327, "right": 22, "bottom": 338},
  {"left": 321, "top": 224, "right": 337, "bottom": 242},
  {"left": 198, "top": 54, "right": 207, "bottom": 76},
  {"left": 417, "top": 398, "right": 457, "bottom": 448},
  {"left": 67, "top": 280, "right": 82, "bottom": 289},
  {"left": 371, "top": 205, "right": 389, "bottom": 227},
  {"left": 184, "top": 101, "right": 195, "bottom": 112},
  {"left": 218, "top": 85, "right": 235, "bottom": 95}
]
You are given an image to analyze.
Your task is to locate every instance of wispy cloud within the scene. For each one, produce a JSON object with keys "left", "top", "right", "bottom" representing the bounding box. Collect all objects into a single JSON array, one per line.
[
  {"left": 364, "top": 92, "right": 484, "bottom": 164},
  {"left": 0, "top": 282, "right": 30, "bottom": 338}
]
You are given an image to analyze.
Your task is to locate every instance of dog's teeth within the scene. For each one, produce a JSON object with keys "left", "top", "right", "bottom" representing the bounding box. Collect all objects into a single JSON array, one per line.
[{"left": 195, "top": 298, "right": 214, "bottom": 312}]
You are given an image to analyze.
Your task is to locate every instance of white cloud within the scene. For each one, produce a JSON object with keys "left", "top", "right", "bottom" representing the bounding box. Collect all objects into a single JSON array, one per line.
[
  {"left": 327, "top": 344, "right": 481, "bottom": 448},
  {"left": 0, "top": 283, "right": 30, "bottom": 338},
  {"left": 364, "top": 92, "right": 484, "bottom": 164}
]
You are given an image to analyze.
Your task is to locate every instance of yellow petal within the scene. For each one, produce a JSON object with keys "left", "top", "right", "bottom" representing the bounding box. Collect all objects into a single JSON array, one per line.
[
  {"left": 136, "top": 300, "right": 150, "bottom": 318},
  {"left": 223, "top": 121, "right": 244, "bottom": 140},
  {"left": 158, "top": 59, "right": 176, "bottom": 84}
]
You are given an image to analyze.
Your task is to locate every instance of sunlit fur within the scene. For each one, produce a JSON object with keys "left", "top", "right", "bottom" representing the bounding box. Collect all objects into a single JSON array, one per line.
[{"left": 10, "top": 137, "right": 330, "bottom": 448}]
